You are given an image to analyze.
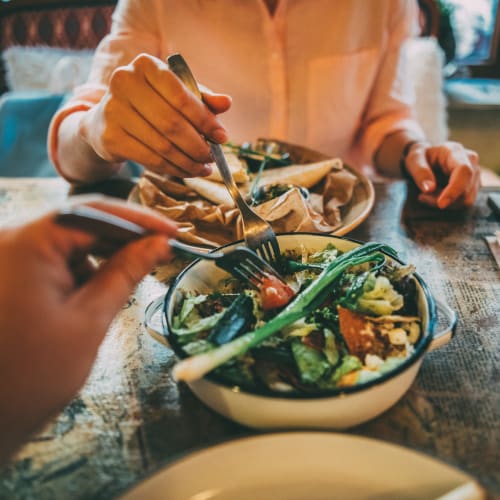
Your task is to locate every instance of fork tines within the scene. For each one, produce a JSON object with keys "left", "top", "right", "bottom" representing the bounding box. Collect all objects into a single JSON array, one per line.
[
  {"left": 235, "top": 256, "right": 272, "bottom": 286},
  {"left": 255, "top": 237, "right": 281, "bottom": 267},
  {"left": 216, "top": 246, "right": 285, "bottom": 289}
]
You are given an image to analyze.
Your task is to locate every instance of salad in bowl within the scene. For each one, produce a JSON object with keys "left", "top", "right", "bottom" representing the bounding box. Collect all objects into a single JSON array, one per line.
[{"left": 158, "top": 234, "right": 456, "bottom": 429}]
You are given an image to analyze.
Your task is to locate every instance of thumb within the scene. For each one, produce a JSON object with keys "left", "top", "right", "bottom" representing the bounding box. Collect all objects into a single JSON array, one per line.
[
  {"left": 70, "top": 235, "right": 172, "bottom": 329},
  {"left": 405, "top": 144, "right": 436, "bottom": 193}
]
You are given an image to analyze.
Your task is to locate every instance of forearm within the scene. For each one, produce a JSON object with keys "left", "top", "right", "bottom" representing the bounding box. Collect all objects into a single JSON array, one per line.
[
  {"left": 56, "top": 111, "right": 123, "bottom": 184},
  {"left": 374, "top": 130, "right": 424, "bottom": 178}
]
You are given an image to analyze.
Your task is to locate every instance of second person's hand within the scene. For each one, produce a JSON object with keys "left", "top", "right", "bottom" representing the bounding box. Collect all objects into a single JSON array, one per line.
[
  {"left": 404, "top": 141, "right": 480, "bottom": 209},
  {"left": 0, "top": 196, "right": 178, "bottom": 463},
  {"left": 78, "top": 53, "right": 232, "bottom": 178}
]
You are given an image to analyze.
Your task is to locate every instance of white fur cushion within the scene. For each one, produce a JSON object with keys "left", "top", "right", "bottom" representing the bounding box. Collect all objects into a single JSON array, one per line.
[
  {"left": 3, "top": 46, "right": 93, "bottom": 93},
  {"left": 405, "top": 38, "right": 448, "bottom": 144}
]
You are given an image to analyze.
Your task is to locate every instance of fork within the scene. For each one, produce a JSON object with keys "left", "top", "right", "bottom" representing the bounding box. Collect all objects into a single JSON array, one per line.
[
  {"left": 166, "top": 53, "right": 282, "bottom": 266},
  {"left": 54, "top": 205, "right": 284, "bottom": 288}
]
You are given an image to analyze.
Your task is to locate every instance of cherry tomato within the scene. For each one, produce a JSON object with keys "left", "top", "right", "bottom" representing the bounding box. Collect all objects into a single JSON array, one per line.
[{"left": 259, "top": 274, "right": 295, "bottom": 310}]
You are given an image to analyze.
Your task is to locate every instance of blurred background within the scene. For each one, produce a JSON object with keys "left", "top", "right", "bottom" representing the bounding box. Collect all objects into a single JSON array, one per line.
[{"left": 0, "top": 0, "right": 499, "bottom": 179}]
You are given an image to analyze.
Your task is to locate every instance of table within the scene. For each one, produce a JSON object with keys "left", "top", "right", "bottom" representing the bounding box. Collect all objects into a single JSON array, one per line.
[{"left": 0, "top": 177, "right": 499, "bottom": 499}]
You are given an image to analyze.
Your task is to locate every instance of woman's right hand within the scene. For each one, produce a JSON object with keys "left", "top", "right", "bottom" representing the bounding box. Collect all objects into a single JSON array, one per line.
[{"left": 78, "top": 53, "right": 232, "bottom": 178}]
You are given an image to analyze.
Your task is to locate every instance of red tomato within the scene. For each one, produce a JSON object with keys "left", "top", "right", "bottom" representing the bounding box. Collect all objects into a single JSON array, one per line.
[{"left": 259, "top": 274, "right": 295, "bottom": 310}]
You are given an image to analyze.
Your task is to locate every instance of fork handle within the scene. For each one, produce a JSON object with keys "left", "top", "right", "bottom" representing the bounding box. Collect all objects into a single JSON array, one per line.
[
  {"left": 55, "top": 205, "right": 222, "bottom": 259},
  {"left": 167, "top": 54, "right": 246, "bottom": 209}
]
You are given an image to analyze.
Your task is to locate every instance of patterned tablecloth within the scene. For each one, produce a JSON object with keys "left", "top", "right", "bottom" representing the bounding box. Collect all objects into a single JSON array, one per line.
[{"left": 0, "top": 177, "right": 499, "bottom": 499}]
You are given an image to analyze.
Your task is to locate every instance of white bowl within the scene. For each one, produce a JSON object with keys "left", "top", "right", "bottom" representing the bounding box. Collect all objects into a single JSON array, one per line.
[{"left": 158, "top": 234, "right": 456, "bottom": 430}]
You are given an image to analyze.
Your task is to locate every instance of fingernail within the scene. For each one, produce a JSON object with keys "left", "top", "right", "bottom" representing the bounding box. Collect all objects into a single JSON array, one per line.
[
  {"left": 200, "top": 163, "right": 212, "bottom": 176},
  {"left": 211, "top": 128, "right": 228, "bottom": 144},
  {"left": 421, "top": 180, "right": 434, "bottom": 193},
  {"left": 438, "top": 196, "right": 451, "bottom": 209}
]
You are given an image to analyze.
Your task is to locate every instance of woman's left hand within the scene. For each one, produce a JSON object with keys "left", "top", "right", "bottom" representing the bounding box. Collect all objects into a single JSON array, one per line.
[{"left": 404, "top": 141, "right": 480, "bottom": 209}]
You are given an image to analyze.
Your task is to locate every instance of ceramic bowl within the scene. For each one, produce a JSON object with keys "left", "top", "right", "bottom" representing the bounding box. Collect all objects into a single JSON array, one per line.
[{"left": 148, "top": 233, "right": 456, "bottom": 430}]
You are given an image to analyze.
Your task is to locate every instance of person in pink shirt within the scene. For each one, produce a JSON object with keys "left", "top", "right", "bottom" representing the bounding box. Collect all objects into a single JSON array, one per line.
[{"left": 49, "top": 0, "right": 480, "bottom": 209}]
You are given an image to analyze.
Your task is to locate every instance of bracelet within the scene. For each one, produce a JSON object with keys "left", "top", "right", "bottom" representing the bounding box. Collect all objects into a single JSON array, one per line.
[{"left": 399, "top": 140, "right": 423, "bottom": 178}]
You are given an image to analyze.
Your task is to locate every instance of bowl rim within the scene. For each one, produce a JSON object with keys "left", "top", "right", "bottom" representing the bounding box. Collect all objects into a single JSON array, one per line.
[{"left": 163, "top": 233, "right": 437, "bottom": 400}]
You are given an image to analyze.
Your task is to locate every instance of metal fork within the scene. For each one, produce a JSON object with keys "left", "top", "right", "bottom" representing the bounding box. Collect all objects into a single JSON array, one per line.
[
  {"left": 54, "top": 205, "right": 284, "bottom": 288},
  {"left": 167, "top": 53, "right": 282, "bottom": 266},
  {"left": 169, "top": 240, "right": 282, "bottom": 288}
]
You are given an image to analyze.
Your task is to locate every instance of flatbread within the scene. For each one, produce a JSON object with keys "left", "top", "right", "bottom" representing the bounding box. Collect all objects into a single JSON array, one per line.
[
  {"left": 184, "top": 177, "right": 234, "bottom": 206},
  {"left": 260, "top": 158, "right": 343, "bottom": 189},
  {"left": 204, "top": 150, "right": 249, "bottom": 184}
]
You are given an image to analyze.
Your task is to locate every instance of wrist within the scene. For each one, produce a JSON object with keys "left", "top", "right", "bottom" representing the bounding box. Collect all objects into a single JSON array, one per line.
[{"left": 399, "top": 140, "right": 428, "bottom": 178}]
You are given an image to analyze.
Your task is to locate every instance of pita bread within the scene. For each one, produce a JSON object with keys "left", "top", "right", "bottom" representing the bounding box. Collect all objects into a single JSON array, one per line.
[
  {"left": 184, "top": 178, "right": 234, "bottom": 207},
  {"left": 204, "top": 150, "right": 249, "bottom": 184},
  {"left": 260, "top": 158, "right": 343, "bottom": 189}
]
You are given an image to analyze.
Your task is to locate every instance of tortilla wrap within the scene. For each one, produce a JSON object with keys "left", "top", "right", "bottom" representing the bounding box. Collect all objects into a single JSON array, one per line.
[
  {"left": 184, "top": 177, "right": 234, "bottom": 207},
  {"left": 204, "top": 150, "right": 249, "bottom": 184},
  {"left": 260, "top": 158, "right": 343, "bottom": 188}
]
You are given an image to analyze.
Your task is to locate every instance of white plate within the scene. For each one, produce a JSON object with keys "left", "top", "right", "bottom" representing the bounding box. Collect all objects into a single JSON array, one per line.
[{"left": 121, "top": 432, "right": 484, "bottom": 500}]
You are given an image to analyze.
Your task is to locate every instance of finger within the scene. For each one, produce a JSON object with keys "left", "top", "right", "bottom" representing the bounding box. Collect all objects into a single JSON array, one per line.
[
  {"left": 115, "top": 102, "right": 212, "bottom": 176},
  {"left": 70, "top": 254, "right": 99, "bottom": 286},
  {"left": 462, "top": 165, "right": 481, "bottom": 206},
  {"left": 405, "top": 145, "right": 436, "bottom": 193},
  {"left": 130, "top": 55, "right": 228, "bottom": 144},
  {"left": 120, "top": 78, "right": 214, "bottom": 165},
  {"left": 27, "top": 213, "right": 97, "bottom": 262},
  {"left": 201, "top": 90, "right": 232, "bottom": 114},
  {"left": 466, "top": 149, "right": 480, "bottom": 166},
  {"left": 417, "top": 192, "right": 439, "bottom": 208},
  {"left": 72, "top": 195, "right": 179, "bottom": 235},
  {"left": 119, "top": 129, "right": 197, "bottom": 178},
  {"left": 5, "top": 214, "right": 98, "bottom": 297},
  {"left": 436, "top": 157, "right": 475, "bottom": 209},
  {"left": 70, "top": 234, "right": 172, "bottom": 330}
]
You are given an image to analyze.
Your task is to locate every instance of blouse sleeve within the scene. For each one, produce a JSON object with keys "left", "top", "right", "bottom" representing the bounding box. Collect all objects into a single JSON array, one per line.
[
  {"left": 48, "top": 0, "right": 163, "bottom": 178},
  {"left": 356, "top": 0, "right": 426, "bottom": 165}
]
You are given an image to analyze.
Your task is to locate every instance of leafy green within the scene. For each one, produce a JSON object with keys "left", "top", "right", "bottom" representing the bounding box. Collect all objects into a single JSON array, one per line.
[
  {"left": 182, "top": 339, "right": 213, "bottom": 356},
  {"left": 282, "top": 318, "right": 319, "bottom": 337},
  {"left": 171, "top": 311, "right": 224, "bottom": 342},
  {"left": 291, "top": 340, "right": 330, "bottom": 384},
  {"left": 173, "top": 293, "right": 207, "bottom": 329},
  {"left": 207, "top": 294, "right": 254, "bottom": 345},
  {"left": 330, "top": 355, "right": 362, "bottom": 383},
  {"left": 355, "top": 274, "right": 404, "bottom": 316},
  {"left": 308, "top": 243, "right": 339, "bottom": 264},
  {"left": 323, "top": 329, "right": 340, "bottom": 366}
]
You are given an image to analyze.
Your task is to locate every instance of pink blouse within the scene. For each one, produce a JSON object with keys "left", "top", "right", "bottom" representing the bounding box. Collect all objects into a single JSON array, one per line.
[{"left": 48, "top": 0, "right": 425, "bottom": 178}]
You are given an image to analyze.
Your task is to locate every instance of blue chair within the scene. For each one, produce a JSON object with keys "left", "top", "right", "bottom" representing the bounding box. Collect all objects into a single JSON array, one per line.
[
  {"left": 0, "top": 91, "right": 143, "bottom": 178},
  {"left": 0, "top": 91, "right": 64, "bottom": 177}
]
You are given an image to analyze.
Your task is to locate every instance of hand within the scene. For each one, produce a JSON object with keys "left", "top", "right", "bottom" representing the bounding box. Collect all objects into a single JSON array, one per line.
[
  {"left": 0, "top": 197, "right": 177, "bottom": 462},
  {"left": 404, "top": 141, "right": 480, "bottom": 209},
  {"left": 78, "top": 53, "right": 232, "bottom": 178}
]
